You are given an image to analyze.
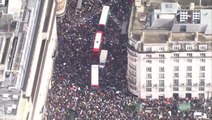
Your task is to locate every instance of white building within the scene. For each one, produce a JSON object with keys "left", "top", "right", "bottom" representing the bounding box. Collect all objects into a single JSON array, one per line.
[{"left": 127, "top": 2, "right": 212, "bottom": 99}]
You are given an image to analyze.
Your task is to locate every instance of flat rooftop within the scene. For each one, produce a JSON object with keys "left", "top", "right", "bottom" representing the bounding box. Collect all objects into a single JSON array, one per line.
[{"left": 129, "top": 0, "right": 212, "bottom": 43}]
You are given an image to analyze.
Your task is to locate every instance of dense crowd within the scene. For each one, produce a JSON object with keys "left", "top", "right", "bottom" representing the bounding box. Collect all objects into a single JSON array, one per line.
[{"left": 46, "top": 0, "right": 212, "bottom": 120}]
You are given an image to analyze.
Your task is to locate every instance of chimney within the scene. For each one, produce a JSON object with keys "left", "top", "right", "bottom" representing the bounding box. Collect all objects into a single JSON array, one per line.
[
  {"left": 189, "top": 2, "right": 195, "bottom": 10},
  {"left": 168, "top": 32, "right": 172, "bottom": 42},
  {"left": 195, "top": 32, "right": 198, "bottom": 42}
]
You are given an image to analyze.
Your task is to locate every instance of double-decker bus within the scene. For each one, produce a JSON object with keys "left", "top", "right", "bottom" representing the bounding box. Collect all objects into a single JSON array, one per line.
[
  {"left": 91, "top": 65, "right": 99, "bottom": 87},
  {"left": 92, "top": 6, "right": 110, "bottom": 54},
  {"left": 99, "top": 50, "right": 108, "bottom": 68},
  {"left": 92, "top": 31, "right": 103, "bottom": 53}
]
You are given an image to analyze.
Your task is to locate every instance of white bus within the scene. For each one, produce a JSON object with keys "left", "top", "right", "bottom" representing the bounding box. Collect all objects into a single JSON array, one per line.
[
  {"left": 99, "top": 50, "right": 108, "bottom": 68},
  {"left": 98, "top": 5, "right": 110, "bottom": 31},
  {"left": 91, "top": 65, "right": 99, "bottom": 87}
]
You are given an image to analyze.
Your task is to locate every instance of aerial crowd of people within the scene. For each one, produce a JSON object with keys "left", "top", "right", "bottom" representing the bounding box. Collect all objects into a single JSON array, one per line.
[{"left": 46, "top": 0, "right": 212, "bottom": 120}]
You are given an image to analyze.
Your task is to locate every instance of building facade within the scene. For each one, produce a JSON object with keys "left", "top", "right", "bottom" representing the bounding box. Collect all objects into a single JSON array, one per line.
[
  {"left": 127, "top": 2, "right": 212, "bottom": 99},
  {"left": 0, "top": 0, "right": 57, "bottom": 119}
]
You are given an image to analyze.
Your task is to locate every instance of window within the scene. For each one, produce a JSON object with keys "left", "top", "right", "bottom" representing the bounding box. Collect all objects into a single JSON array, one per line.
[
  {"left": 199, "top": 45, "right": 207, "bottom": 50},
  {"left": 146, "top": 54, "right": 152, "bottom": 58},
  {"left": 174, "top": 59, "right": 179, "bottom": 63},
  {"left": 128, "top": 50, "right": 137, "bottom": 57},
  {"left": 199, "top": 79, "right": 205, "bottom": 86},
  {"left": 129, "top": 69, "right": 136, "bottom": 76},
  {"left": 186, "top": 73, "right": 192, "bottom": 78},
  {"left": 199, "top": 93, "right": 204, "bottom": 98},
  {"left": 199, "top": 87, "right": 205, "bottom": 91},
  {"left": 159, "top": 73, "right": 165, "bottom": 78},
  {"left": 199, "top": 73, "right": 205, "bottom": 78},
  {"left": 173, "top": 73, "right": 179, "bottom": 78},
  {"left": 146, "top": 47, "right": 152, "bottom": 52},
  {"left": 159, "top": 47, "right": 165, "bottom": 51},
  {"left": 159, "top": 54, "right": 165, "bottom": 58},
  {"left": 129, "top": 76, "right": 136, "bottom": 84},
  {"left": 146, "top": 67, "right": 152, "bottom": 72},
  {"left": 129, "top": 84, "right": 136, "bottom": 90},
  {"left": 187, "top": 59, "right": 192, "bottom": 63},
  {"left": 129, "top": 63, "right": 136, "bottom": 70},
  {"left": 146, "top": 80, "right": 152, "bottom": 87},
  {"left": 129, "top": 57, "right": 136, "bottom": 62},
  {"left": 173, "top": 66, "right": 179, "bottom": 71},
  {"left": 173, "top": 79, "right": 179, "bottom": 86},
  {"left": 174, "top": 53, "right": 179, "bottom": 57},
  {"left": 186, "top": 45, "right": 193, "bottom": 50},
  {"left": 159, "top": 59, "right": 165, "bottom": 63},
  {"left": 200, "top": 59, "right": 205, "bottom": 63},
  {"left": 173, "top": 45, "right": 181, "bottom": 50},
  {"left": 186, "top": 79, "right": 192, "bottom": 86},
  {"left": 200, "top": 53, "right": 206, "bottom": 57},
  {"left": 186, "top": 66, "right": 192, "bottom": 71},
  {"left": 159, "top": 67, "right": 165, "bottom": 72},
  {"left": 186, "top": 87, "right": 192, "bottom": 91},
  {"left": 200, "top": 66, "right": 205, "bottom": 71},
  {"left": 146, "top": 74, "right": 152, "bottom": 79},
  {"left": 146, "top": 60, "right": 152, "bottom": 63},
  {"left": 159, "top": 80, "right": 164, "bottom": 87},
  {"left": 187, "top": 53, "right": 192, "bottom": 57},
  {"left": 173, "top": 87, "right": 179, "bottom": 91},
  {"left": 146, "top": 88, "right": 152, "bottom": 92},
  {"left": 159, "top": 88, "right": 164, "bottom": 92}
]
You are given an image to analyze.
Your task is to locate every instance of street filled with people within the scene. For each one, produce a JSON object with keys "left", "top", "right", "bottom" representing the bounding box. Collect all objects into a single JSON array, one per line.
[{"left": 46, "top": 0, "right": 212, "bottom": 119}]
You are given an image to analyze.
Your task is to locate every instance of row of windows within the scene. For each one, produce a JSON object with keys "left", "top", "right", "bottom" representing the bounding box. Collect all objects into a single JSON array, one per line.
[
  {"left": 173, "top": 79, "right": 206, "bottom": 86},
  {"left": 145, "top": 47, "right": 165, "bottom": 52},
  {"left": 173, "top": 66, "right": 205, "bottom": 71},
  {"left": 146, "top": 80, "right": 164, "bottom": 87},
  {"left": 146, "top": 72, "right": 205, "bottom": 79},
  {"left": 146, "top": 87, "right": 205, "bottom": 92},
  {"left": 145, "top": 45, "right": 207, "bottom": 52},
  {"left": 172, "top": 45, "right": 206, "bottom": 51},
  {"left": 173, "top": 87, "right": 205, "bottom": 91},
  {"left": 173, "top": 53, "right": 206, "bottom": 57},
  {"left": 146, "top": 67, "right": 165, "bottom": 72},
  {"left": 146, "top": 58, "right": 206, "bottom": 63}
]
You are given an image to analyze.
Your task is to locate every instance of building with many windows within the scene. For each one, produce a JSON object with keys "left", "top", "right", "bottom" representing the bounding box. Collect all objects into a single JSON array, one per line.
[
  {"left": 0, "top": 0, "right": 57, "bottom": 119},
  {"left": 127, "top": 1, "right": 212, "bottom": 99}
]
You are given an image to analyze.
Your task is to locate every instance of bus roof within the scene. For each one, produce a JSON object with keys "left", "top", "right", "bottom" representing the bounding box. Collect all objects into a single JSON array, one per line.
[
  {"left": 93, "top": 32, "right": 103, "bottom": 50},
  {"left": 100, "top": 50, "right": 108, "bottom": 61},
  {"left": 99, "top": 6, "right": 110, "bottom": 25},
  {"left": 91, "top": 65, "right": 99, "bottom": 86}
]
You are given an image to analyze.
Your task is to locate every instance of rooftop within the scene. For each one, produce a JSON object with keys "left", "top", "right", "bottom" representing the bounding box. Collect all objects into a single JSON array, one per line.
[{"left": 129, "top": 0, "right": 212, "bottom": 44}]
